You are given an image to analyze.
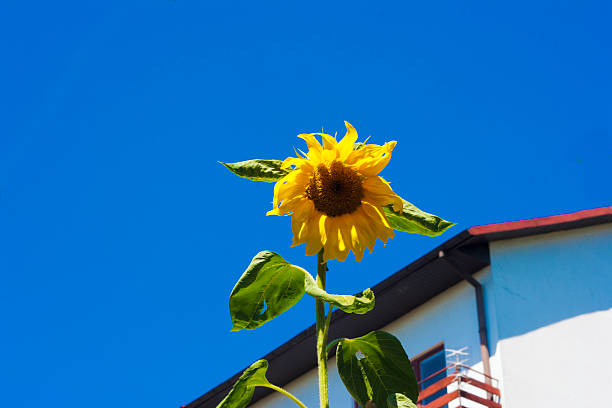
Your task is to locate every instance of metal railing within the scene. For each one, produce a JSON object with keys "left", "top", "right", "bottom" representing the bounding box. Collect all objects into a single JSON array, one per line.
[{"left": 417, "top": 364, "right": 501, "bottom": 408}]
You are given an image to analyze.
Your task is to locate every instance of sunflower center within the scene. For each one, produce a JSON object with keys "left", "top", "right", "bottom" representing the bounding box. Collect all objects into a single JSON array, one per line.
[{"left": 305, "top": 161, "right": 364, "bottom": 217}]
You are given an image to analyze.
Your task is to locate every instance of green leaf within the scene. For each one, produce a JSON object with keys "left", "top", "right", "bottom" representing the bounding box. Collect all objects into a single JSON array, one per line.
[
  {"left": 387, "top": 393, "right": 417, "bottom": 408},
  {"left": 336, "top": 331, "right": 419, "bottom": 408},
  {"left": 229, "top": 251, "right": 306, "bottom": 331},
  {"left": 230, "top": 251, "right": 375, "bottom": 330},
  {"left": 220, "top": 159, "right": 291, "bottom": 182},
  {"left": 383, "top": 198, "right": 455, "bottom": 237},
  {"left": 304, "top": 273, "right": 375, "bottom": 314},
  {"left": 216, "top": 360, "right": 271, "bottom": 408}
]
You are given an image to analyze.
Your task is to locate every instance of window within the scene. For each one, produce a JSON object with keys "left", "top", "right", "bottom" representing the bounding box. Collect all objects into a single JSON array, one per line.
[{"left": 411, "top": 342, "right": 447, "bottom": 407}]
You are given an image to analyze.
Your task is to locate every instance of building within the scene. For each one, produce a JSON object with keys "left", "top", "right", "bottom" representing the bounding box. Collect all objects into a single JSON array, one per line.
[{"left": 186, "top": 207, "right": 612, "bottom": 408}]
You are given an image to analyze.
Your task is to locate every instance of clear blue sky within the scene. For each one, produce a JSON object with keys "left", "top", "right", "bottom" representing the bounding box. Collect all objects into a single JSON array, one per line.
[{"left": 1, "top": 1, "right": 610, "bottom": 407}]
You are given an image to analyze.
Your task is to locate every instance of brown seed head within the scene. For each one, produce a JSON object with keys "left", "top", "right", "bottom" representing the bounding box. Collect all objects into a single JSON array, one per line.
[{"left": 305, "top": 161, "right": 364, "bottom": 217}]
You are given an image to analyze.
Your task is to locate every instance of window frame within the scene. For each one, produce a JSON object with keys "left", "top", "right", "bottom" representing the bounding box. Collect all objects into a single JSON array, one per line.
[{"left": 410, "top": 341, "right": 445, "bottom": 385}]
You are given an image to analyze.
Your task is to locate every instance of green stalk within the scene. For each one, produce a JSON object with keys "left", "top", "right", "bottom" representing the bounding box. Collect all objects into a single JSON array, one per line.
[
  {"left": 261, "top": 384, "right": 309, "bottom": 408},
  {"left": 325, "top": 337, "right": 345, "bottom": 355},
  {"left": 316, "top": 251, "right": 330, "bottom": 408}
]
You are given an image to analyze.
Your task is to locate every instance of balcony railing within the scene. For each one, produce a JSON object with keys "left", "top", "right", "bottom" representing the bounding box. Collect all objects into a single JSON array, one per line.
[{"left": 417, "top": 364, "right": 501, "bottom": 408}]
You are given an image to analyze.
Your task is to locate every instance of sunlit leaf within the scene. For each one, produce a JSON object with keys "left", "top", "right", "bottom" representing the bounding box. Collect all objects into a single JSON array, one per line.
[
  {"left": 220, "top": 159, "right": 291, "bottom": 182},
  {"left": 230, "top": 251, "right": 375, "bottom": 330},
  {"left": 304, "top": 273, "right": 374, "bottom": 314},
  {"left": 229, "top": 251, "right": 305, "bottom": 331},
  {"left": 336, "top": 331, "right": 418, "bottom": 408},
  {"left": 216, "top": 360, "right": 271, "bottom": 408},
  {"left": 383, "top": 199, "right": 455, "bottom": 236},
  {"left": 387, "top": 393, "right": 417, "bottom": 408}
]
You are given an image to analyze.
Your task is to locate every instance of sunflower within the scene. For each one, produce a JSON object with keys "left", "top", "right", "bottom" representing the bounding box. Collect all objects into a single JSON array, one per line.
[{"left": 267, "top": 122, "right": 403, "bottom": 262}]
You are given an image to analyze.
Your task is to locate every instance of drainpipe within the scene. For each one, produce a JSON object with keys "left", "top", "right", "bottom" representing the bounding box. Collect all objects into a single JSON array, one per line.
[{"left": 438, "top": 250, "right": 492, "bottom": 387}]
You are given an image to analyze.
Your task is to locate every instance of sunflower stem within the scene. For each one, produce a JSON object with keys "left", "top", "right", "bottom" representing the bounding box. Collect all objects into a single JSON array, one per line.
[
  {"left": 260, "top": 384, "right": 309, "bottom": 408},
  {"left": 316, "top": 251, "right": 330, "bottom": 408}
]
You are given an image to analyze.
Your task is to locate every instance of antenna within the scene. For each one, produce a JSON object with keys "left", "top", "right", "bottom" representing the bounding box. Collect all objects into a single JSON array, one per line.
[{"left": 446, "top": 347, "right": 469, "bottom": 369}]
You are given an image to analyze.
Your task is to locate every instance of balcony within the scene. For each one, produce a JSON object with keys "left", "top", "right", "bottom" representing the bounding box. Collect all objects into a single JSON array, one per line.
[{"left": 417, "top": 364, "right": 501, "bottom": 408}]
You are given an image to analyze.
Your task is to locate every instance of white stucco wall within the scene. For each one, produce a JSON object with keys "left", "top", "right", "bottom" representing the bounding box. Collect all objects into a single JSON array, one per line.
[
  {"left": 252, "top": 267, "right": 494, "bottom": 408},
  {"left": 489, "top": 223, "right": 612, "bottom": 408}
]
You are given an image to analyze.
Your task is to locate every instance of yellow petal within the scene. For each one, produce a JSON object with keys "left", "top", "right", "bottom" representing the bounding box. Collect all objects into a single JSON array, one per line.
[
  {"left": 352, "top": 229, "right": 365, "bottom": 262},
  {"left": 338, "top": 213, "right": 363, "bottom": 262},
  {"left": 290, "top": 199, "right": 315, "bottom": 241},
  {"left": 362, "top": 176, "right": 403, "bottom": 212},
  {"left": 361, "top": 201, "right": 395, "bottom": 245},
  {"left": 336, "top": 219, "right": 346, "bottom": 253},
  {"left": 336, "top": 121, "right": 358, "bottom": 160},
  {"left": 352, "top": 141, "right": 397, "bottom": 176},
  {"left": 324, "top": 217, "right": 339, "bottom": 261},
  {"left": 279, "top": 194, "right": 309, "bottom": 215},
  {"left": 305, "top": 236, "right": 323, "bottom": 257},
  {"left": 272, "top": 170, "right": 308, "bottom": 208},
  {"left": 337, "top": 246, "right": 350, "bottom": 262},
  {"left": 350, "top": 225, "right": 364, "bottom": 261},
  {"left": 266, "top": 208, "right": 280, "bottom": 216},
  {"left": 318, "top": 215, "right": 328, "bottom": 246},
  {"left": 304, "top": 212, "right": 324, "bottom": 256},
  {"left": 320, "top": 148, "right": 338, "bottom": 164},
  {"left": 324, "top": 217, "right": 338, "bottom": 250},
  {"left": 353, "top": 209, "right": 376, "bottom": 253},
  {"left": 313, "top": 132, "right": 337, "bottom": 150},
  {"left": 362, "top": 201, "right": 391, "bottom": 229},
  {"left": 298, "top": 133, "right": 323, "bottom": 162},
  {"left": 281, "top": 156, "right": 314, "bottom": 172}
]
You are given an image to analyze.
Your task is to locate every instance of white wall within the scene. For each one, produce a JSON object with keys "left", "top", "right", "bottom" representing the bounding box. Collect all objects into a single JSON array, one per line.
[
  {"left": 489, "top": 223, "right": 612, "bottom": 408},
  {"left": 252, "top": 268, "right": 493, "bottom": 408}
]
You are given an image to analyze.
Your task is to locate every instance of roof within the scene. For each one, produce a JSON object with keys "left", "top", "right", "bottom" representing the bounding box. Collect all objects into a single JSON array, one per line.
[{"left": 185, "top": 206, "right": 612, "bottom": 408}]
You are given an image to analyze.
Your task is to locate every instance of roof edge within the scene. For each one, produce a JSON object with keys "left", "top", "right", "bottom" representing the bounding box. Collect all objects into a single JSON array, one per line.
[{"left": 468, "top": 206, "right": 612, "bottom": 237}]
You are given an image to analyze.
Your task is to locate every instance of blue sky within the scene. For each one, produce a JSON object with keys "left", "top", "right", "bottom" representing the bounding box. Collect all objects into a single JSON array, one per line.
[{"left": 1, "top": 1, "right": 610, "bottom": 407}]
